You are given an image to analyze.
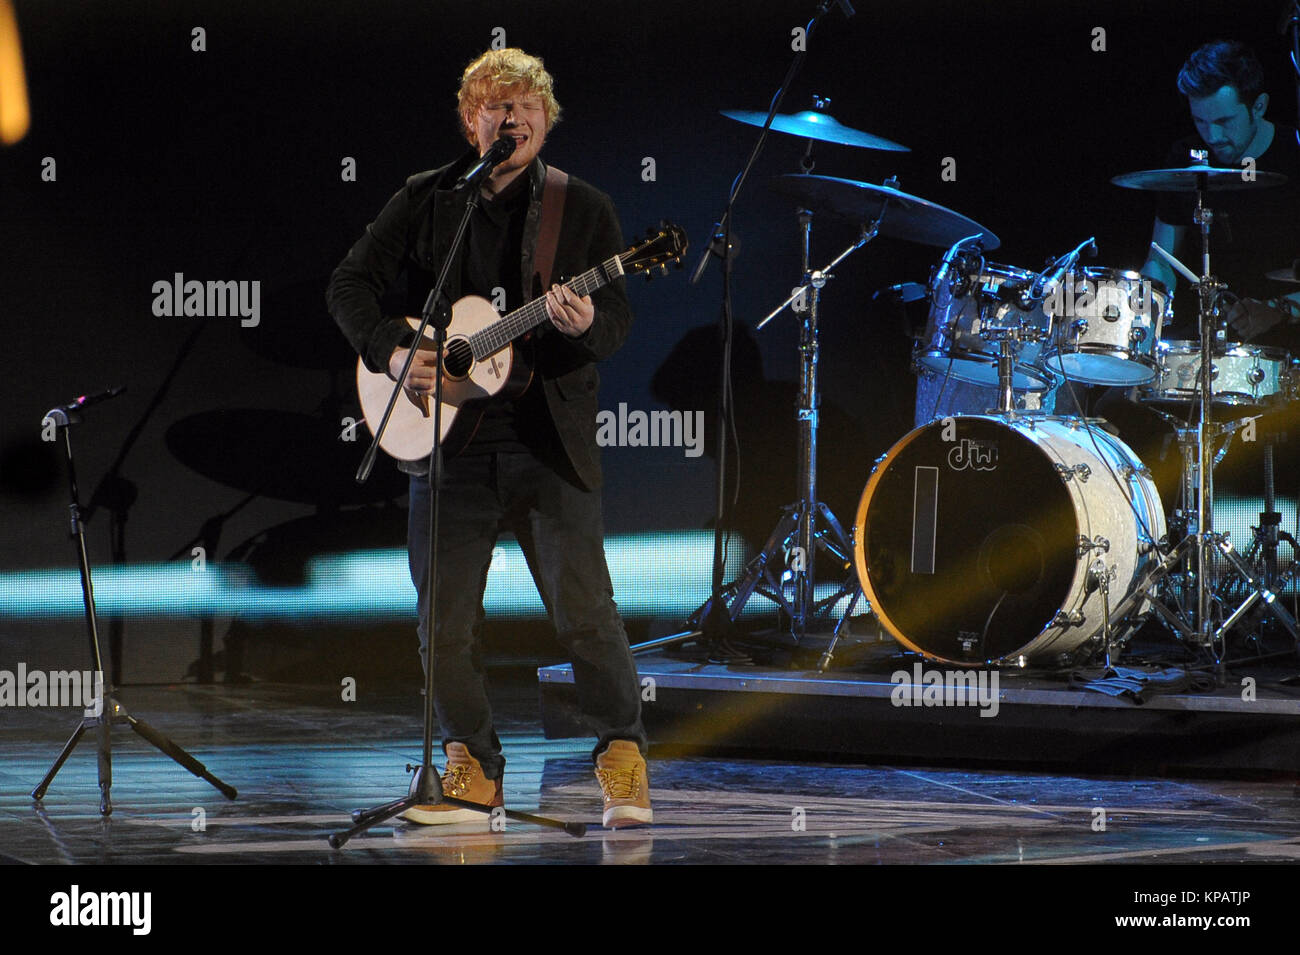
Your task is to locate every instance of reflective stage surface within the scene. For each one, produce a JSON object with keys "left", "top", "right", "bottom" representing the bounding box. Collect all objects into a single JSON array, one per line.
[{"left": 3, "top": 673, "right": 1299, "bottom": 867}]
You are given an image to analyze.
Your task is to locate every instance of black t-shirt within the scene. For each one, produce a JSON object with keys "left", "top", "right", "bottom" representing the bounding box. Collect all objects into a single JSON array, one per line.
[
  {"left": 1156, "top": 124, "right": 1300, "bottom": 316},
  {"left": 458, "top": 174, "right": 552, "bottom": 455}
]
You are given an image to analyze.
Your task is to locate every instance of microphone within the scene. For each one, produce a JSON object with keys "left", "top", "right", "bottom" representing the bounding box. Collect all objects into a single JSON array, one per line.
[
  {"left": 929, "top": 233, "right": 984, "bottom": 298},
  {"left": 1023, "top": 237, "right": 1096, "bottom": 307},
  {"left": 43, "top": 386, "right": 126, "bottom": 425},
  {"left": 874, "top": 282, "right": 927, "bottom": 304},
  {"left": 454, "top": 135, "right": 518, "bottom": 190},
  {"left": 59, "top": 386, "right": 126, "bottom": 414}
]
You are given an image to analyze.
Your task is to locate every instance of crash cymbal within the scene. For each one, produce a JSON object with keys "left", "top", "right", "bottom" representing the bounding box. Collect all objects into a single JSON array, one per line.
[
  {"left": 166, "top": 409, "right": 408, "bottom": 506},
  {"left": 1111, "top": 166, "right": 1288, "bottom": 192},
  {"left": 772, "top": 174, "right": 1000, "bottom": 250},
  {"left": 1266, "top": 261, "right": 1300, "bottom": 284},
  {"left": 722, "top": 109, "right": 908, "bottom": 152}
]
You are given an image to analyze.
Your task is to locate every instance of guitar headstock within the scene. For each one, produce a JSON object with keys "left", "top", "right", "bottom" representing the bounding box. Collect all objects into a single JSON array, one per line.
[{"left": 619, "top": 221, "right": 689, "bottom": 280}]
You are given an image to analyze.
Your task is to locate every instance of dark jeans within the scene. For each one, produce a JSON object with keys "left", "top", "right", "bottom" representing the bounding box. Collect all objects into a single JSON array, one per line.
[{"left": 407, "top": 452, "right": 646, "bottom": 780}]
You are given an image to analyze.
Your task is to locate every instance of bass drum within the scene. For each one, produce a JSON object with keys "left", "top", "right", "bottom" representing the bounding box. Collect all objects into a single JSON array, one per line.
[{"left": 854, "top": 415, "right": 1165, "bottom": 666}]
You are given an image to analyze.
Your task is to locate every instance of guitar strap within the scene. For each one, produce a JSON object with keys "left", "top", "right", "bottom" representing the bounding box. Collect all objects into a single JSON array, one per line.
[{"left": 534, "top": 165, "right": 569, "bottom": 294}]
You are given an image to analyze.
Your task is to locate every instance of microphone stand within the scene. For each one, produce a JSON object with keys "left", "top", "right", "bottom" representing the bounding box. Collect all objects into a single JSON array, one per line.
[
  {"left": 658, "top": 0, "right": 852, "bottom": 660},
  {"left": 32, "top": 395, "right": 237, "bottom": 814},
  {"left": 331, "top": 159, "right": 584, "bottom": 848}
]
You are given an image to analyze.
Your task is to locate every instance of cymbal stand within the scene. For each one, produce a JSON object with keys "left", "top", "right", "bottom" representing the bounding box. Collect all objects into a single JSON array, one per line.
[
  {"left": 634, "top": 216, "right": 877, "bottom": 658},
  {"left": 753, "top": 212, "right": 877, "bottom": 637},
  {"left": 1220, "top": 433, "right": 1300, "bottom": 657},
  {"left": 1142, "top": 173, "right": 1299, "bottom": 670}
]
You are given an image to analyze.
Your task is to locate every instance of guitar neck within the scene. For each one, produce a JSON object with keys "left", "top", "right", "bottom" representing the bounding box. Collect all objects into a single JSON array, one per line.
[{"left": 467, "top": 255, "right": 626, "bottom": 360}]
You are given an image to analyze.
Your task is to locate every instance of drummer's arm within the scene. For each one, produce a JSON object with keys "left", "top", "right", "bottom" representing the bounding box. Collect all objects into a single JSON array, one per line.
[{"left": 1140, "top": 216, "right": 1187, "bottom": 292}]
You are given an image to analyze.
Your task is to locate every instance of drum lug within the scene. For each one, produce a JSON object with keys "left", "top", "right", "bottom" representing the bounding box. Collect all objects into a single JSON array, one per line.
[
  {"left": 1071, "top": 319, "right": 1088, "bottom": 338},
  {"left": 1129, "top": 326, "right": 1147, "bottom": 344},
  {"left": 1052, "top": 610, "right": 1085, "bottom": 627},
  {"left": 1056, "top": 463, "right": 1091, "bottom": 482},
  {"left": 1076, "top": 535, "right": 1110, "bottom": 557},
  {"left": 1117, "top": 462, "right": 1152, "bottom": 481}
]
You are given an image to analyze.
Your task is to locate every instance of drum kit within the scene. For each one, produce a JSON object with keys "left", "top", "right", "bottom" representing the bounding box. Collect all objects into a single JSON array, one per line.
[{"left": 683, "top": 100, "right": 1300, "bottom": 674}]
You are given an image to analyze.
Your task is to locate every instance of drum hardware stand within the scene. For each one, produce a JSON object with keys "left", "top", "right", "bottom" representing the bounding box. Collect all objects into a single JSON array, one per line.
[
  {"left": 680, "top": 2, "right": 859, "bottom": 661},
  {"left": 635, "top": 217, "right": 877, "bottom": 658},
  {"left": 1091, "top": 557, "right": 1118, "bottom": 668},
  {"left": 986, "top": 325, "right": 1048, "bottom": 416},
  {"left": 1218, "top": 434, "right": 1300, "bottom": 658},
  {"left": 1141, "top": 195, "right": 1300, "bottom": 672},
  {"left": 32, "top": 395, "right": 238, "bottom": 815}
]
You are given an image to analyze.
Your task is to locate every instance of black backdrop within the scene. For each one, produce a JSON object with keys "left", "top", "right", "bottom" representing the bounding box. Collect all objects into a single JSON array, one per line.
[{"left": 1, "top": 0, "right": 1293, "bottom": 678}]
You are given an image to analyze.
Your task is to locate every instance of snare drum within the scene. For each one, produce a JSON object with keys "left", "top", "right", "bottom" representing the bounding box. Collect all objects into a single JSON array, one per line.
[
  {"left": 854, "top": 414, "right": 1164, "bottom": 665},
  {"left": 1143, "top": 341, "right": 1297, "bottom": 408},
  {"left": 916, "top": 262, "right": 1054, "bottom": 390},
  {"left": 1041, "top": 268, "right": 1169, "bottom": 385}
]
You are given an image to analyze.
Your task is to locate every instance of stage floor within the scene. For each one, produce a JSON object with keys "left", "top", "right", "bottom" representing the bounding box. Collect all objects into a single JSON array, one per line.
[
  {"left": 3, "top": 672, "right": 1299, "bottom": 867},
  {"left": 540, "top": 639, "right": 1300, "bottom": 775}
]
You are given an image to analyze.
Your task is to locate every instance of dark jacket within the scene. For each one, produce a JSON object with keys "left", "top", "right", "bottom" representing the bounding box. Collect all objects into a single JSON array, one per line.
[{"left": 326, "top": 152, "right": 633, "bottom": 490}]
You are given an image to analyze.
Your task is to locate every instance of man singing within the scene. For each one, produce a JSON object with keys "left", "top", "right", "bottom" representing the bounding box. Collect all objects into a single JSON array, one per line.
[{"left": 327, "top": 48, "right": 651, "bottom": 829}]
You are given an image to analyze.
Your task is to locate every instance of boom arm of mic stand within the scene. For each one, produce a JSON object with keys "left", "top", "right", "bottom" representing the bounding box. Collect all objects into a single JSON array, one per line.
[
  {"left": 756, "top": 221, "right": 878, "bottom": 330},
  {"left": 690, "top": 0, "right": 842, "bottom": 287}
]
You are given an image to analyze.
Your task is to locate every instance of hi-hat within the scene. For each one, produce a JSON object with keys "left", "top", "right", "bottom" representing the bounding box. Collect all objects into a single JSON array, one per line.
[
  {"left": 722, "top": 109, "right": 908, "bottom": 152},
  {"left": 1111, "top": 165, "right": 1288, "bottom": 192},
  {"left": 772, "top": 174, "right": 1000, "bottom": 250}
]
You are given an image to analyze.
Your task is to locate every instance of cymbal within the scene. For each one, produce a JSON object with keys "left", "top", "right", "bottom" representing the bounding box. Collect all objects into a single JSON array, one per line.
[
  {"left": 772, "top": 174, "right": 1001, "bottom": 250},
  {"left": 166, "top": 409, "right": 408, "bottom": 506},
  {"left": 1111, "top": 165, "right": 1288, "bottom": 192},
  {"left": 1266, "top": 261, "right": 1300, "bottom": 284},
  {"left": 722, "top": 109, "right": 909, "bottom": 152}
]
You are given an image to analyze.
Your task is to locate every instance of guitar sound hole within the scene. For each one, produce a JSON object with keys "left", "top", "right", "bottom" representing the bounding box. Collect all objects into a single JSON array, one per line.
[{"left": 443, "top": 338, "right": 474, "bottom": 378}]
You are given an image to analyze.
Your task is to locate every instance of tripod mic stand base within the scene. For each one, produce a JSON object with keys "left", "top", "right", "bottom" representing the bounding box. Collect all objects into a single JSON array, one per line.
[{"left": 31, "top": 694, "right": 238, "bottom": 815}]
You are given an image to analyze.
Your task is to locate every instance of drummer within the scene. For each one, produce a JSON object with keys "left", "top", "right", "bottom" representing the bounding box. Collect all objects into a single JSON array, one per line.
[{"left": 1139, "top": 40, "right": 1300, "bottom": 342}]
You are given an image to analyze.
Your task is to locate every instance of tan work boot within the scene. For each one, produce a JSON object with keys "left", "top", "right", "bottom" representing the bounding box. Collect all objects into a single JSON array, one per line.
[
  {"left": 400, "top": 742, "right": 504, "bottom": 825},
  {"left": 594, "top": 740, "right": 652, "bottom": 829}
]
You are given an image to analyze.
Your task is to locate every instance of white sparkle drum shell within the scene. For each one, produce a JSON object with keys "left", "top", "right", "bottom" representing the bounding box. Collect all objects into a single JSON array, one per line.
[
  {"left": 916, "top": 263, "right": 1055, "bottom": 391},
  {"left": 1142, "top": 341, "right": 1297, "bottom": 409},
  {"left": 853, "top": 415, "right": 1165, "bottom": 666},
  {"left": 1041, "top": 268, "right": 1169, "bottom": 386}
]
